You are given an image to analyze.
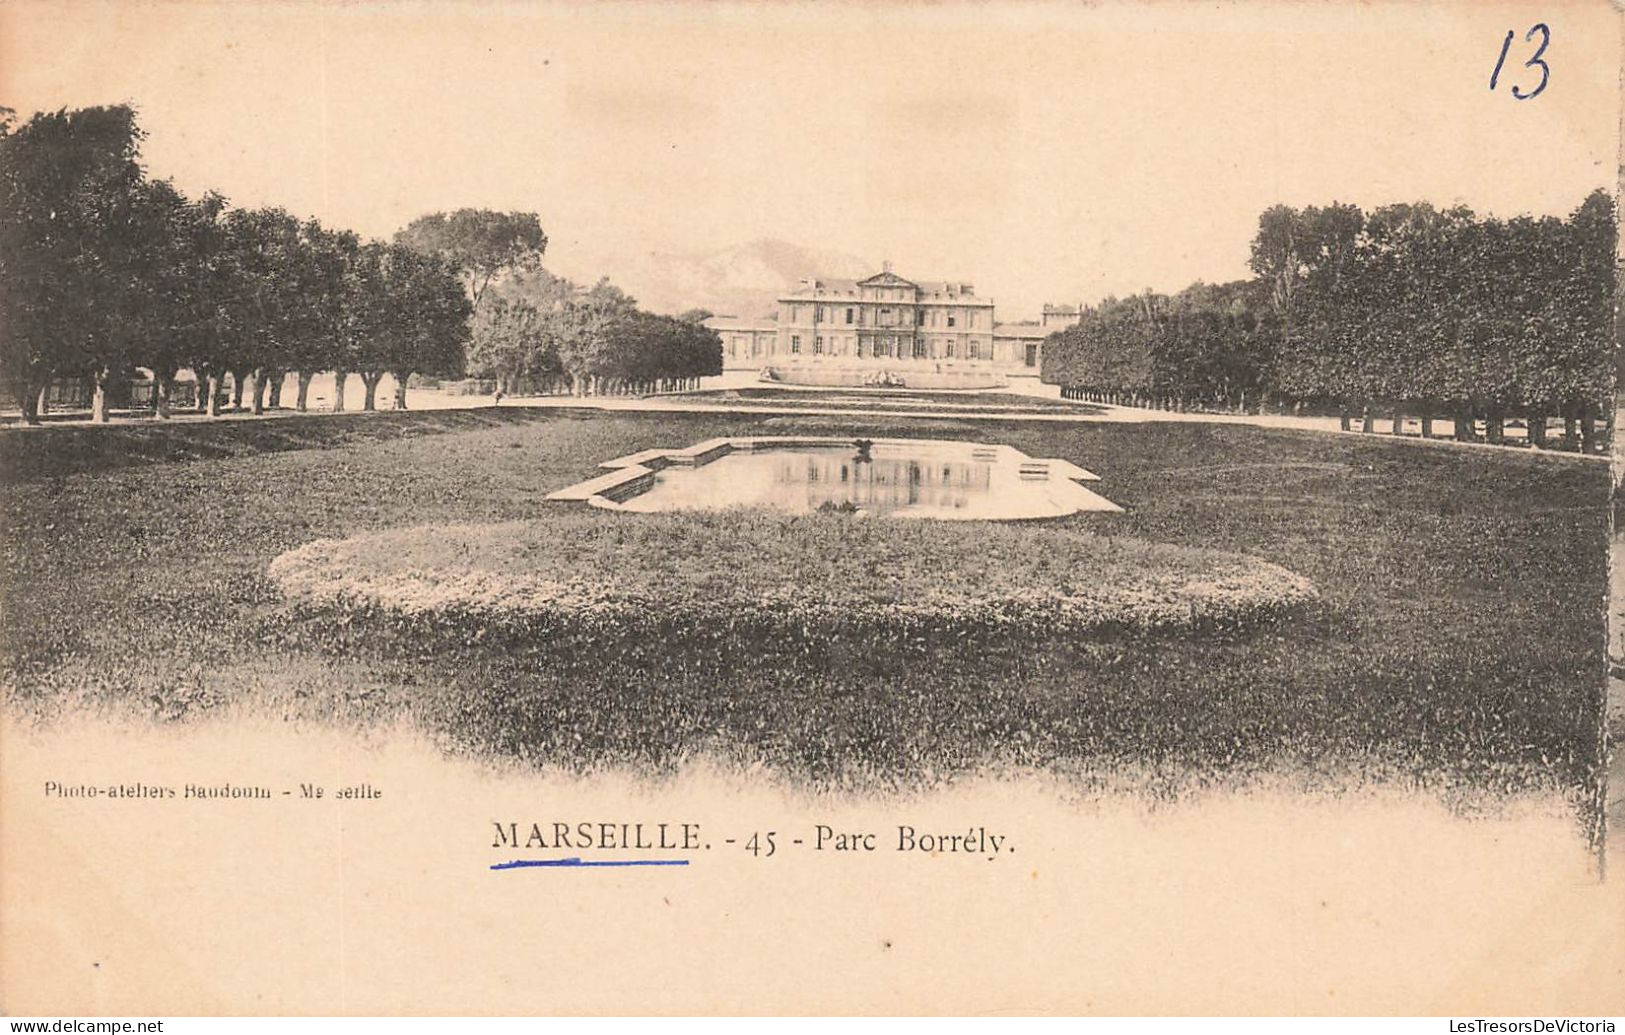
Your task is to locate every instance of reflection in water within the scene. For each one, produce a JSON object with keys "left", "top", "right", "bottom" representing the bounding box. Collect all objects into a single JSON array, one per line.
[
  {"left": 613, "top": 440, "right": 1116, "bottom": 520},
  {"left": 782, "top": 455, "right": 990, "bottom": 513}
]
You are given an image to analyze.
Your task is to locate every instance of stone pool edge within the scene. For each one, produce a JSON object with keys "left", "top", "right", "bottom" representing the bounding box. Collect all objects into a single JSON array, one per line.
[{"left": 543, "top": 436, "right": 1123, "bottom": 516}]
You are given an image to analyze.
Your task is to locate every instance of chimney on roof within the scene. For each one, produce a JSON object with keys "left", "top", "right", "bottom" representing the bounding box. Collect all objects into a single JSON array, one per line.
[{"left": 882, "top": 259, "right": 893, "bottom": 274}]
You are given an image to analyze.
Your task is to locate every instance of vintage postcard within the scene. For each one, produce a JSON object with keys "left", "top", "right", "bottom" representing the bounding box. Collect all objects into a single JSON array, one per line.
[{"left": 1, "top": 0, "right": 1621, "bottom": 1018}]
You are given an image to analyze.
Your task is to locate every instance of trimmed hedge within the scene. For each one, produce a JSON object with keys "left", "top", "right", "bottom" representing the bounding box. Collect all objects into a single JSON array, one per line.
[{"left": 269, "top": 508, "right": 1318, "bottom": 653}]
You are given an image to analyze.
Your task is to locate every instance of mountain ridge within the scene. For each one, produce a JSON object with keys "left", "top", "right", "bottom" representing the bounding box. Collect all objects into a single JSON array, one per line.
[{"left": 573, "top": 237, "right": 876, "bottom": 320}]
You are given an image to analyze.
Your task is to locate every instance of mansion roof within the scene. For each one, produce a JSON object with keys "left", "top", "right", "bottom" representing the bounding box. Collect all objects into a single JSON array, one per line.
[
  {"left": 711, "top": 317, "right": 1058, "bottom": 339},
  {"left": 780, "top": 270, "right": 995, "bottom": 306}
]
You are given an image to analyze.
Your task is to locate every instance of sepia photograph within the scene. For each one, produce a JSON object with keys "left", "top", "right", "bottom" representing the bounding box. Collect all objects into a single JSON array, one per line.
[{"left": 0, "top": 0, "right": 1621, "bottom": 1019}]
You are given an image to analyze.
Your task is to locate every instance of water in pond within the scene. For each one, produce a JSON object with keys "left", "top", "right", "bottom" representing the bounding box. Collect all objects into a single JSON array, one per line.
[{"left": 615, "top": 439, "right": 1119, "bottom": 520}]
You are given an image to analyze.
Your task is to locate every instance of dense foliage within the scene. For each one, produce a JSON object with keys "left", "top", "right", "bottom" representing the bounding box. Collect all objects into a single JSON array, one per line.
[
  {"left": 0, "top": 106, "right": 473, "bottom": 421},
  {"left": 463, "top": 274, "right": 722, "bottom": 397},
  {"left": 394, "top": 208, "right": 547, "bottom": 320},
  {"left": 1044, "top": 194, "right": 1618, "bottom": 450},
  {"left": 0, "top": 105, "right": 720, "bottom": 421},
  {"left": 1043, "top": 280, "right": 1277, "bottom": 413}
]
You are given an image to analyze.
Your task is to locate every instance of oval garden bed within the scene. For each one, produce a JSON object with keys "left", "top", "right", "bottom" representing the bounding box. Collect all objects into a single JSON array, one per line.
[{"left": 268, "top": 508, "right": 1318, "bottom": 654}]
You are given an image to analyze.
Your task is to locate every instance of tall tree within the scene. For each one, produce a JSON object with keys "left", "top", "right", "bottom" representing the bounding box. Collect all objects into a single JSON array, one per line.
[
  {"left": 0, "top": 105, "right": 148, "bottom": 423},
  {"left": 352, "top": 243, "right": 470, "bottom": 410},
  {"left": 554, "top": 278, "right": 638, "bottom": 394},
  {"left": 336, "top": 241, "right": 389, "bottom": 412},
  {"left": 468, "top": 296, "right": 563, "bottom": 395},
  {"left": 218, "top": 206, "right": 306, "bottom": 414},
  {"left": 1542, "top": 190, "right": 1617, "bottom": 449},
  {"left": 166, "top": 191, "right": 235, "bottom": 416},
  {"left": 283, "top": 220, "right": 355, "bottom": 411},
  {"left": 461, "top": 266, "right": 574, "bottom": 395},
  {"left": 124, "top": 179, "right": 207, "bottom": 418},
  {"left": 394, "top": 209, "right": 546, "bottom": 320}
]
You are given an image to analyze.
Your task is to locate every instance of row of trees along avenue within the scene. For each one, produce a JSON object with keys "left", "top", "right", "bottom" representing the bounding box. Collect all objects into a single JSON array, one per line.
[
  {"left": 1044, "top": 192, "right": 1617, "bottom": 450},
  {"left": 1, "top": 105, "right": 477, "bottom": 422},
  {"left": 1, "top": 104, "right": 723, "bottom": 423},
  {"left": 462, "top": 269, "right": 721, "bottom": 397}
]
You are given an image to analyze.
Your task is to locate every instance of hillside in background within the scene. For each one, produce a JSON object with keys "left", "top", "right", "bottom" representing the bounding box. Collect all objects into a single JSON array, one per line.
[{"left": 590, "top": 238, "right": 875, "bottom": 320}]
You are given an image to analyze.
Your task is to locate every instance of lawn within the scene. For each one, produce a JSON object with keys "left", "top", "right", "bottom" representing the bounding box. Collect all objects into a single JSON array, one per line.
[{"left": 0, "top": 407, "right": 1609, "bottom": 807}]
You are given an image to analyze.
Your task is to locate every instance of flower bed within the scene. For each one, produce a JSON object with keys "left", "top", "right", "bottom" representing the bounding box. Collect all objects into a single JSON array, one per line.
[{"left": 269, "top": 508, "right": 1318, "bottom": 654}]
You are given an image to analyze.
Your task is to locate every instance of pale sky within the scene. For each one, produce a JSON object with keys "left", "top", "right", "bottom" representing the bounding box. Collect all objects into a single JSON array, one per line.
[{"left": 1, "top": 0, "right": 1619, "bottom": 316}]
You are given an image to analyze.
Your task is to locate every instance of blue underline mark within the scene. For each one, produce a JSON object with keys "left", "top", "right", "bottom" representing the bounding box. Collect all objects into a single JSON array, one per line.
[{"left": 490, "top": 857, "right": 691, "bottom": 870}]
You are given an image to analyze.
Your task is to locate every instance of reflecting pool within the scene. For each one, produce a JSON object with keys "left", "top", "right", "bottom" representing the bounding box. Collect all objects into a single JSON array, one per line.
[{"left": 548, "top": 437, "right": 1121, "bottom": 520}]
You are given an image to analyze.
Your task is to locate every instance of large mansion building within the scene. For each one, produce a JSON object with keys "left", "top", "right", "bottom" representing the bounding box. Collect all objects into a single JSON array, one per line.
[{"left": 706, "top": 269, "right": 1080, "bottom": 389}]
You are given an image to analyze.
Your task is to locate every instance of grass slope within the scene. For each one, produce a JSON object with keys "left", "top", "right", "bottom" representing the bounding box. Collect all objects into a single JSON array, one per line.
[
  {"left": 0, "top": 407, "right": 568, "bottom": 480},
  {"left": 0, "top": 410, "right": 1609, "bottom": 803}
]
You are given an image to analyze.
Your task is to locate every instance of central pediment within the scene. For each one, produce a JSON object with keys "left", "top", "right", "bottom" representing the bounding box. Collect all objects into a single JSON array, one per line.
[{"left": 857, "top": 271, "right": 918, "bottom": 289}]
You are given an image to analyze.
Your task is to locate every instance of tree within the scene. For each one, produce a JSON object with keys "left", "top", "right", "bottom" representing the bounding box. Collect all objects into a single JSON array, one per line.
[
  {"left": 554, "top": 278, "right": 639, "bottom": 395},
  {"left": 1534, "top": 190, "right": 1617, "bottom": 449},
  {"left": 1248, "top": 205, "right": 1307, "bottom": 326},
  {"left": 283, "top": 220, "right": 355, "bottom": 411},
  {"left": 1153, "top": 281, "right": 1274, "bottom": 411},
  {"left": 123, "top": 179, "right": 218, "bottom": 418},
  {"left": 500, "top": 265, "right": 577, "bottom": 313},
  {"left": 468, "top": 296, "right": 565, "bottom": 395},
  {"left": 352, "top": 243, "right": 470, "bottom": 410},
  {"left": 1042, "top": 293, "right": 1155, "bottom": 405},
  {"left": 1051, "top": 192, "right": 1613, "bottom": 447},
  {"left": 394, "top": 209, "right": 546, "bottom": 321},
  {"left": 336, "top": 242, "right": 388, "bottom": 412},
  {"left": 459, "top": 266, "right": 565, "bottom": 395},
  {"left": 0, "top": 105, "right": 148, "bottom": 423},
  {"left": 218, "top": 207, "right": 309, "bottom": 414},
  {"left": 1248, "top": 203, "right": 1366, "bottom": 420},
  {"left": 595, "top": 310, "right": 722, "bottom": 392}
]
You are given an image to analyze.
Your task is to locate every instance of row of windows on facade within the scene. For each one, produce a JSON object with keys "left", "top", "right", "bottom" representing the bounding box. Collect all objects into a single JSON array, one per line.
[
  {"left": 795, "top": 335, "right": 979, "bottom": 360},
  {"left": 786, "top": 305, "right": 980, "bottom": 329},
  {"left": 727, "top": 334, "right": 1041, "bottom": 364},
  {"left": 731, "top": 334, "right": 1046, "bottom": 363}
]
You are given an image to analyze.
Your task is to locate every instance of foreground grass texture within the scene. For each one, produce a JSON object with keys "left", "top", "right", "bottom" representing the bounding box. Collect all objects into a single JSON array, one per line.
[
  {"left": 268, "top": 511, "right": 1318, "bottom": 643},
  {"left": 0, "top": 407, "right": 1610, "bottom": 802}
]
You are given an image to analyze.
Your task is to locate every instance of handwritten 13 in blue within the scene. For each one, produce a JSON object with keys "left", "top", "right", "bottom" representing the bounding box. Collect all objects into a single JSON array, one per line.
[{"left": 1490, "top": 24, "right": 1550, "bottom": 100}]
